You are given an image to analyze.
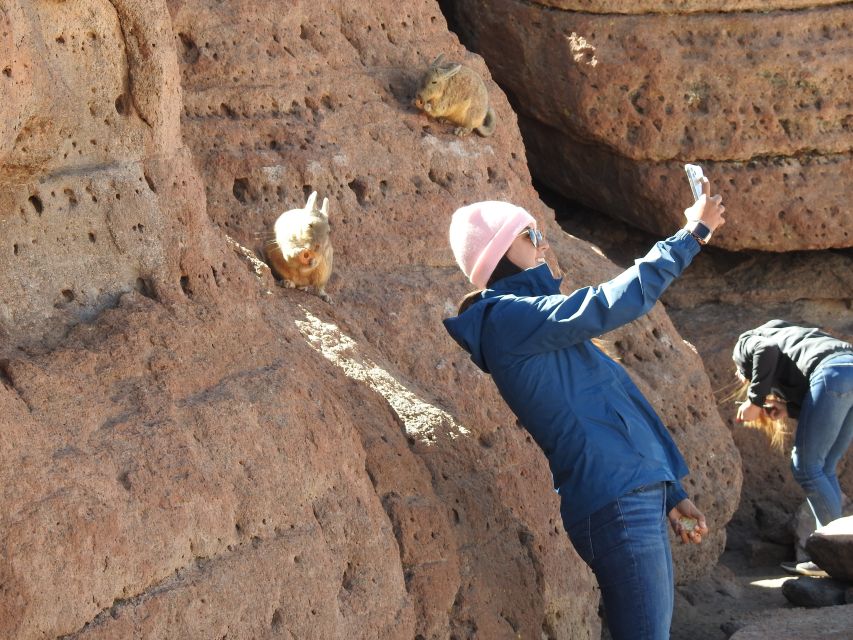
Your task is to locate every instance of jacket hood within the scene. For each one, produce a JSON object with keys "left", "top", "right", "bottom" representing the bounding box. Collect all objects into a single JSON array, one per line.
[
  {"left": 443, "top": 263, "right": 562, "bottom": 372},
  {"left": 733, "top": 331, "right": 760, "bottom": 379}
]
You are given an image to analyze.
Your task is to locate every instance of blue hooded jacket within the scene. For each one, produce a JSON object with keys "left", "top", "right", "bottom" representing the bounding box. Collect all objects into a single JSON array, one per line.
[{"left": 443, "top": 230, "right": 700, "bottom": 528}]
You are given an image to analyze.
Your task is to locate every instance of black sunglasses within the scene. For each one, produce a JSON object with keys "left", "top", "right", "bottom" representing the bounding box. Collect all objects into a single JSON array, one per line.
[{"left": 518, "top": 227, "right": 544, "bottom": 248}]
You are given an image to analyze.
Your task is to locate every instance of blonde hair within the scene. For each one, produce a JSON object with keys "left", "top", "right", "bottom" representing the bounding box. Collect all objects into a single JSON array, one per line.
[{"left": 723, "top": 376, "right": 790, "bottom": 450}]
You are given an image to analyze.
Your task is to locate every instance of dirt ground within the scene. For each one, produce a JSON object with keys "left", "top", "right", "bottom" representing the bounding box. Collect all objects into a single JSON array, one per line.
[
  {"left": 671, "top": 549, "right": 798, "bottom": 639},
  {"left": 586, "top": 547, "right": 801, "bottom": 639}
]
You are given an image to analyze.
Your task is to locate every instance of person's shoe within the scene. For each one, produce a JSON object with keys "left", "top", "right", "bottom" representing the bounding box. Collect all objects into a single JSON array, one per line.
[{"left": 779, "top": 560, "right": 828, "bottom": 577}]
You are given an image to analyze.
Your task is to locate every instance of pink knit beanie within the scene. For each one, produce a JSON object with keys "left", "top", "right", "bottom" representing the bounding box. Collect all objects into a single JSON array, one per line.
[{"left": 449, "top": 201, "right": 536, "bottom": 289}]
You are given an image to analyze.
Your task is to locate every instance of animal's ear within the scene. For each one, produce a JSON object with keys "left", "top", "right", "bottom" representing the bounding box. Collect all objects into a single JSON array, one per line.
[
  {"left": 430, "top": 54, "right": 444, "bottom": 68},
  {"left": 320, "top": 197, "right": 329, "bottom": 217},
  {"left": 437, "top": 63, "right": 462, "bottom": 80},
  {"left": 305, "top": 191, "right": 318, "bottom": 211}
]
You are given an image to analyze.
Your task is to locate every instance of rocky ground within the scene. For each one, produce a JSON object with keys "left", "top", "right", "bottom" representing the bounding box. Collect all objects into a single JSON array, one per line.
[
  {"left": 581, "top": 546, "right": 802, "bottom": 639},
  {"left": 587, "top": 545, "right": 853, "bottom": 640},
  {"left": 677, "top": 551, "right": 853, "bottom": 639},
  {"left": 674, "top": 550, "right": 798, "bottom": 639},
  {"left": 673, "top": 549, "right": 853, "bottom": 639}
]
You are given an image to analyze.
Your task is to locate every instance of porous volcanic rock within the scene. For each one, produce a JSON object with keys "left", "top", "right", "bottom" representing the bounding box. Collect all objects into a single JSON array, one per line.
[
  {"left": 0, "top": 0, "right": 231, "bottom": 350},
  {"left": 0, "top": 1, "right": 741, "bottom": 638},
  {"left": 444, "top": 0, "right": 853, "bottom": 251},
  {"left": 532, "top": 0, "right": 845, "bottom": 11}
]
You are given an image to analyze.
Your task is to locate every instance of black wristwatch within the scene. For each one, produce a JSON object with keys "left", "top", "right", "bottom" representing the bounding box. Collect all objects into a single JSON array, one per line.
[{"left": 684, "top": 220, "right": 713, "bottom": 245}]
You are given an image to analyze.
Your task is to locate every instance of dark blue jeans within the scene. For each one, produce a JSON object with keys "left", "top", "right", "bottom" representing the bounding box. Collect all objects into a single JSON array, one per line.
[
  {"left": 565, "top": 482, "right": 673, "bottom": 640},
  {"left": 792, "top": 353, "right": 853, "bottom": 527}
]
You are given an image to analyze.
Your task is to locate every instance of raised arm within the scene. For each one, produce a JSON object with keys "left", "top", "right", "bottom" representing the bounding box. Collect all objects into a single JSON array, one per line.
[
  {"left": 511, "top": 178, "right": 725, "bottom": 353},
  {"left": 511, "top": 231, "right": 701, "bottom": 353}
]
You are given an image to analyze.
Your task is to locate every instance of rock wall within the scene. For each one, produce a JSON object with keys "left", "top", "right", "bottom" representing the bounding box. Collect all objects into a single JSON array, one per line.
[
  {"left": 0, "top": 0, "right": 227, "bottom": 349},
  {"left": 1, "top": 1, "right": 740, "bottom": 638},
  {"left": 444, "top": 0, "right": 853, "bottom": 251}
]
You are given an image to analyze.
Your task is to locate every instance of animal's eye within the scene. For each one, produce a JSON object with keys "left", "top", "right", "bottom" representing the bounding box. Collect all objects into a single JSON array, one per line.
[{"left": 430, "top": 80, "right": 437, "bottom": 84}]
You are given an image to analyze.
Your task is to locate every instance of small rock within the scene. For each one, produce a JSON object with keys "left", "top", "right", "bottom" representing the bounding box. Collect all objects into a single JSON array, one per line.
[
  {"left": 781, "top": 576, "right": 847, "bottom": 608},
  {"left": 806, "top": 515, "right": 853, "bottom": 581}
]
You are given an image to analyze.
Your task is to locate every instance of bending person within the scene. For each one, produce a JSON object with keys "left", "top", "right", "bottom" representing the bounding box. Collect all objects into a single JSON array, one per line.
[
  {"left": 442, "top": 179, "right": 725, "bottom": 640},
  {"left": 733, "top": 321, "right": 853, "bottom": 533}
]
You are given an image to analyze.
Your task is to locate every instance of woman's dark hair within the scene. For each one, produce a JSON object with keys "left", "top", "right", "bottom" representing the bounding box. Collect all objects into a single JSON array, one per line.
[{"left": 457, "top": 255, "right": 522, "bottom": 314}]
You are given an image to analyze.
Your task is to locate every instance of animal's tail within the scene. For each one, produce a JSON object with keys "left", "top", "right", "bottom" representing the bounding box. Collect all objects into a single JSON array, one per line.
[{"left": 476, "top": 108, "right": 496, "bottom": 137}]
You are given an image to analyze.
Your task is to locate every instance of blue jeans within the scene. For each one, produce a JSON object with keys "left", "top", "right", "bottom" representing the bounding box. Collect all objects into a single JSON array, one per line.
[
  {"left": 565, "top": 482, "right": 673, "bottom": 640},
  {"left": 792, "top": 353, "right": 853, "bottom": 527}
]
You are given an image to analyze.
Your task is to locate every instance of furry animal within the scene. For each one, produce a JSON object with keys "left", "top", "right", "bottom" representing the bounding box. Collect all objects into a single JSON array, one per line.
[
  {"left": 265, "top": 191, "right": 333, "bottom": 303},
  {"left": 413, "top": 54, "right": 496, "bottom": 137}
]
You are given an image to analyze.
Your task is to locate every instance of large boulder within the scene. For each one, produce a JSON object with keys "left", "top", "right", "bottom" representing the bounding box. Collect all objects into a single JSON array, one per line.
[
  {"left": 807, "top": 516, "right": 853, "bottom": 582},
  {"left": 444, "top": 0, "right": 853, "bottom": 251},
  {"left": 0, "top": 1, "right": 740, "bottom": 638}
]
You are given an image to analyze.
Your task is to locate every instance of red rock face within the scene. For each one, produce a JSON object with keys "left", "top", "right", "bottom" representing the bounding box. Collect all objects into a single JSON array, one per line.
[
  {"left": 0, "top": 0, "right": 231, "bottom": 350},
  {"left": 446, "top": 0, "right": 853, "bottom": 251},
  {"left": 0, "top": 1, "right": 741, "bottom": 638}
]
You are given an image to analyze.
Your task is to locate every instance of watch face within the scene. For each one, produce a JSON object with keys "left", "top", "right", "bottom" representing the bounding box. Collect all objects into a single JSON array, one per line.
[{"left": 694, "top": 222, "right": 713, "bottom": 241}]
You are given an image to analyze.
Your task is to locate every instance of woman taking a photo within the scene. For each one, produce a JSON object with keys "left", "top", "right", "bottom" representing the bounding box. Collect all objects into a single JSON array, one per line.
[
  {"left": 733, "top": 321, "right": 853, "bottom": 534},
  {"left": 442, "top": 180, "right": 725, "bottom": 640}
]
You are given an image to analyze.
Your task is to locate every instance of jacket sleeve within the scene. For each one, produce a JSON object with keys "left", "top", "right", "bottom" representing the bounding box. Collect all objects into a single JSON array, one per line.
[
  {"left": 666, "top": 481, "right": 689, "bottom": 513},
  {"left": 513, "top": 230, "right": 700, "bottom": 354},
  {"left": 748, "top": 342, "right": 781, "bottom": 406}
]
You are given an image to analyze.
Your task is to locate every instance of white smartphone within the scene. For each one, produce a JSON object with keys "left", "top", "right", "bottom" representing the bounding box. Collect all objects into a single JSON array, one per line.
[{"left": 684, "top": 164, "right": 705, "bottom": 202}]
